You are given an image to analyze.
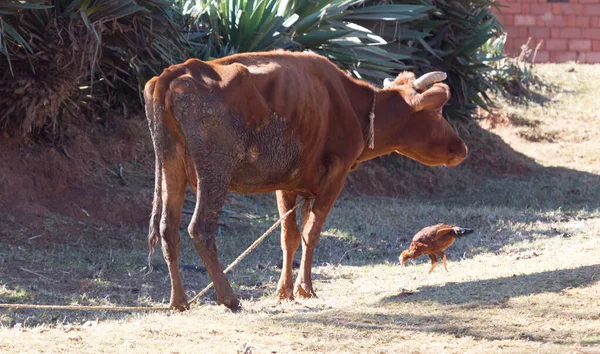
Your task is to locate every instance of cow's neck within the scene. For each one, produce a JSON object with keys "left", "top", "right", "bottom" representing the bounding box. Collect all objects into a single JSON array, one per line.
[{"left": 354, "top": 89, "right": 408, "bottom": 163}]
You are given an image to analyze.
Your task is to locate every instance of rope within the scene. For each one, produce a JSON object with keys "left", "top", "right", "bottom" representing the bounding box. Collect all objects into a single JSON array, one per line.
[
  {"left": 0, "top": 304, "right": 169, "bottom": 311},
  {"left": 187, "top": 197, "right": 305, "bottom": 306},
  {"left": 0, "top": 198, "right": 306, "bottom": 312}
]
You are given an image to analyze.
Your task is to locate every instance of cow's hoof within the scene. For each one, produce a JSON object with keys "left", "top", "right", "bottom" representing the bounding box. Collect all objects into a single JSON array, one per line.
[
  {"left": 276, "top": 287, "right": 294, "bottom": 301},
  {"left": 294, "top": 283, "right": 317, "bottom": 299},
  {"left": 218, "top": 295, "right": 241, "bottom": 312},
  {"left": 170, "top": 300, "right": 190, "bottom": 311}
]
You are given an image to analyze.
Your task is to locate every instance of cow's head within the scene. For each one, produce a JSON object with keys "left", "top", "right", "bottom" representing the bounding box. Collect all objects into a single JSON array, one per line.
[{"left": 382, "top": 72, "right": 467, "bottom": 167}]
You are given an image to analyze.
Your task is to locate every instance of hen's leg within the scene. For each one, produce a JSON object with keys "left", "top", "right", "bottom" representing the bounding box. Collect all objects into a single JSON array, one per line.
[{"left": 428, "top": 254, "right": 438, "bottom": 274}]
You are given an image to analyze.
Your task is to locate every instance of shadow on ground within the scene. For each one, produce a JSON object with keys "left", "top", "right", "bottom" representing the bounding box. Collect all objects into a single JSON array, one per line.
[
  {"left": 2, "top": 75, "right": 600, "bottom": 329},
  {"left": 380, "top": 264, "right": 600, "bottom": 306},
  {"left": 273, "top": 264, "right": 600, "bottom": 344}
]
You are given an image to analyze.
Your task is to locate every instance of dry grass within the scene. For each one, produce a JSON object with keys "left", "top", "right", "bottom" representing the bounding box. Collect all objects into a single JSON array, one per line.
[
  {"left": 484, "top": 64, "right": 600, "bottom": 175},
  {"left": 1, "top": 63, "right": 600, "bottom": 353}
]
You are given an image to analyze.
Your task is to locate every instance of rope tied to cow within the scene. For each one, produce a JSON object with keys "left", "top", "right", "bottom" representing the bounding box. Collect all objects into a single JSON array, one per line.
[
  {"left": 0, "top": 303, "right": 171, "bottom": 311},
  {"left": 367, "top": 90, "right": 376, "bottom": 149},
  {"left": 0, "top": 198, "right": 306, "bottom": 312},
  {"left": 187, "top": 197, "right": 305, "bottom": 306}
]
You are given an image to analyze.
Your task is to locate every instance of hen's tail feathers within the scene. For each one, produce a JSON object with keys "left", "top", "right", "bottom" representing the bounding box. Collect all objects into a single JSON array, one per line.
[{"left": 454, "top": 227, "right": 474, "bottom": 237}]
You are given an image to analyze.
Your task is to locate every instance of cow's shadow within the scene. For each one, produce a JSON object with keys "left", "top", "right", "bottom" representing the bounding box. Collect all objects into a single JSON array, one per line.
[{"left": 274, "top": 264, "right": 600, "bottom": 343}]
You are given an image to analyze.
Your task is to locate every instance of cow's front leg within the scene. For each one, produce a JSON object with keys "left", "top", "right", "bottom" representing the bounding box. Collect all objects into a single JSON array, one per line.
[
  {"left": 295, "top": 158, "right": 348, "bottom": 298},
  {"left": 275, "top": 191, "right": 302, "bottom": 301}
]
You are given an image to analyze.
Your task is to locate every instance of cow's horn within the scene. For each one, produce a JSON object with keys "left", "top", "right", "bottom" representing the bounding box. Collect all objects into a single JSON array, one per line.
[{"left": 413, "top": 72, "right": 447, "bottom": 90}]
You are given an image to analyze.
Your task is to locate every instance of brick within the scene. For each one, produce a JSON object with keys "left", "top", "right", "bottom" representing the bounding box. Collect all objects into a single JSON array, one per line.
[
  {"left": 553, "top": 5, "right": 583, "bottom": 15},
  {"left": 577, "top": 16, "right": 600, "bottom": 28},
  {"left": 566, "top": 15, "right": 576, "bottom": 27},
  {"left": 585, "top": 52, "right": 600, "bottom": 63},
  {"left": 551, "top": 28, "right": 560, "bottom": 39},
  {"left": 569, "top": 39, "right": 592, "bottom": 51},
  {"left": 504, "top": 26, "right": 520, "bottom": 39},
  {"left": 592, "top": 16, "right": 600, "bottom": 28},
  {"left": 546, "top": 39, "right": 568, "bottom": 51},
  {"left": 552, "top": 4, "right": 562, "bottom": 15},
  {"left": 583, "top": 28, "right": 600, "bottom": 39},
  {"left": 536, "top": 17, "right": 545, "bottom": 26},
  {"left": 497, "top": 3, "right": 521, "bottom": 14},
  {"left": 538, "top": 11, "right": 551, "bottom": 23},
  {"left": 544, "top": 15, "right": 566, "bottom": 27},
  {"left": 533, "top": 50, "right": 549, "bottom": 63},
  {"left": 502, "top": 14, "right": 515, "bottom": 26},
  {"left": 515, "top": 15, "right": 536, "bottom": 26},
  {"left": 529, "top": 26, "right": 550, "bottom": 39},
  {"left": 585, "top": 5, "right": 600, "bottom": 16},
  {"left": 522, "top": 3, "right": 530, "bottom": 13},
  {"left": 567, "top": 15, "right": 590, "bottom": 28},
  {"left": 559, "top": 28, "right": 582, "bottom": 39},
  {"left": 519, "top": 27, "right": 529, "bottom": 37},
  {"left": 593, "top": 40, "right": 600, "bottom": 51},
  {"left": 531, "top": 4, "right": 552, "bottom": 15},
  {"left": 555, "top": 52, "right": 578, "bottom": 63}
]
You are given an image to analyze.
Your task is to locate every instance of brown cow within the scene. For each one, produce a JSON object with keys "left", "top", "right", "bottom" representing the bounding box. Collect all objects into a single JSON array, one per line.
[{"left": 144, "top": 50, "right": 467, "bottom": 311}]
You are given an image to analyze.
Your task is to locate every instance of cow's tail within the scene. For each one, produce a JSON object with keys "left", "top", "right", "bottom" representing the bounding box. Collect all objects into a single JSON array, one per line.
[
  {"left": 143, "top": 65, "right": 190, "bottom": 273},
  {"left": 144, "top": 77, "right": 163, "bottom": 273}
]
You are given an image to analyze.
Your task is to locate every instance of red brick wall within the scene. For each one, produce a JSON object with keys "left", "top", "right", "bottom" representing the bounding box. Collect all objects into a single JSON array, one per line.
[{"left": 493, "top": 0, "right": 600, "bottom": 63}]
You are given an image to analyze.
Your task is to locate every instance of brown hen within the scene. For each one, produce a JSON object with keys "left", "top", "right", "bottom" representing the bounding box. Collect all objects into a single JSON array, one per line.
[{"left": 399, "top": 224, "right": 474, "bottom": 273}]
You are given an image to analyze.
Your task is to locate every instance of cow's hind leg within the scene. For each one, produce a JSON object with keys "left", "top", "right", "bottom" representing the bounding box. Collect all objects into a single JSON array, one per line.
[
  {"left": 187, "top": 162, "right": 239, "bottom": 310},
  {"left": 158, "top": 157, "right": 188, "bottom": 310},
  {"left": 295, "top": 157, "right": 348, "bottom": 298},
  {"left": 276, "top": 191, "right": 301, "bottom": 301}
]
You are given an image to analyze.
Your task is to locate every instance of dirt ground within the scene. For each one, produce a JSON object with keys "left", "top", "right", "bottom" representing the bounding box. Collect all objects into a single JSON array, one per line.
[{"left": 0, "top": 63, "right": 599, "bottom": 353}]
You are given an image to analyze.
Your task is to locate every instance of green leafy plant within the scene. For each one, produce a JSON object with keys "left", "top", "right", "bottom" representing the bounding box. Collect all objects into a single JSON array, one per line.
[
  {"left": 357, "top": 0, "right": 504, "bottom": 119},
  {"left": 183, "top": 0, "right": 432, "bottom": 82},
  {"left": 186, "top": 0, "right": 505, "bottom": 119},
  {"left": 1, "top": 0, "right": 506, "bottom": 140}
]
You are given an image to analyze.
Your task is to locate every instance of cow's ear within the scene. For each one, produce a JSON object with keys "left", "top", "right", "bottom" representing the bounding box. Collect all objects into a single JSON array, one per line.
[
  {"left": 411, "top": 83, "right": 450, "bottom": 112},
  {"left": 383, "top": 77, "right": 395, "bottom": 89}
]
